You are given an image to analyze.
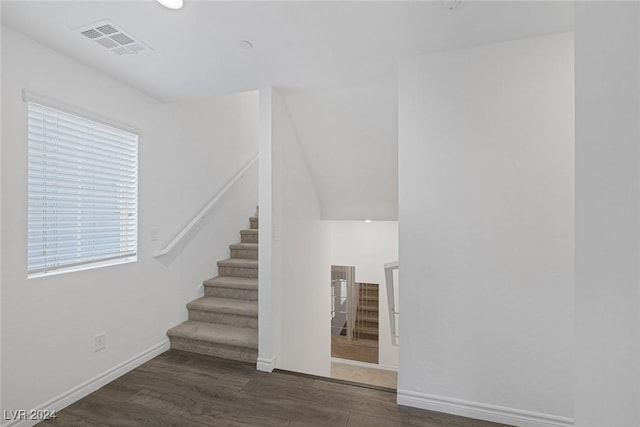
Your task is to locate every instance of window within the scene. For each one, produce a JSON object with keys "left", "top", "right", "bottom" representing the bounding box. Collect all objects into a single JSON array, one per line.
[{"left": 27, "top": 102, "right": 138, "bottom": 277}]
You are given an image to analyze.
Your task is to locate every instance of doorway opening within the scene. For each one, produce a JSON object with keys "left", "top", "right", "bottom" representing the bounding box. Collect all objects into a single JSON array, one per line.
[
  {"left": 331, "top": 265, "right": 379, "bottom": 363},
  {"left": 330, "top": 265, "right": 396, "bottom": 388}
]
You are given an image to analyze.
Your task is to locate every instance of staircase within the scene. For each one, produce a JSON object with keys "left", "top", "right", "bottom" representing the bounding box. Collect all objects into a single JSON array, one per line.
[
  {"left": 354, "top": 283, "right": 379, "bottom": 341},
  {"left": 167, "top": 216, "right": 259, "bottom": 363}
]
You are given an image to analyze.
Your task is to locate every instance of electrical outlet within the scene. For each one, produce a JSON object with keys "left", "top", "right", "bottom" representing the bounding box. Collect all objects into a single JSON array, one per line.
[
  {"left": 273, "top": 226, "right": 281, "bottom": 241},
  {"left": 95, "top": 332, "right": 106, "bottom": 352},
  {"left": 150, "top": 228, "right": 159, "bottom": 242}
]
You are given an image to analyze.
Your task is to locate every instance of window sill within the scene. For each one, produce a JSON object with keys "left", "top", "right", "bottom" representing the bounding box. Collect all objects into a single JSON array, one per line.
[{"left": 28, "top": 255, "right": 137, "bottom": 279}]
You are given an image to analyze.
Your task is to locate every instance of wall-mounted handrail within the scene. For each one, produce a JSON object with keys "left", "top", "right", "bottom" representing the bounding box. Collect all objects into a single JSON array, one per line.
[
  {"left": 384, "top": 260, "right": 399, "bottom": 345},
  {"left": 154, "top": 154, "right": 258, "bottom": 258}
]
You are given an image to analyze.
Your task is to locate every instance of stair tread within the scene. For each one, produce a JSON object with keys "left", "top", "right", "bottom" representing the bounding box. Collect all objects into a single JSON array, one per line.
[
  {"left": 204, "top": 276, "right": 258, "bottom": 290},
  {"left": 240, "top": 229, "right": 258, "bottom": 234},
  {"left": 187, "top": 297, "right": 257, "bottom": 316},
  {"left": 229, "top": 243, "right": 258, "bottom": 250},
  {"left": 218, "top": 258, "right": 258, "bottom": 268},
  {"left": 357, "top": 315, "right": 379, "bottom": 323},
  {"left": 167, "top": 320, "right": 257, "bottom": 349}
]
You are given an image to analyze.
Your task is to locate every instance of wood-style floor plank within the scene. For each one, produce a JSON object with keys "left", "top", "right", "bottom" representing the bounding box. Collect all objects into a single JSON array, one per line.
[{"left": 38, "top": 350, "right": 512, "bottom": 427}]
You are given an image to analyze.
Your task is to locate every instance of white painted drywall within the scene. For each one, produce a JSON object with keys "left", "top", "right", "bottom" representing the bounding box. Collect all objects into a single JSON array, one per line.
[
  {"left": 266, "top": 88, "right": 331, "bottom": 377},
  {"left": 398, "top": 33, "right": 574, "bottom": 425},
  {"left": 1, "top": 26, "right": 258, "bottom": 418},
  {"left": 327, "top": 221, "right": 399, "bottom": 368},
  {"left": 257, "top": 87, "right": 277, "bottom": 372},
  {"left": 280, "top": 85, "right": 398, "bottom": 221},
  {"left": 574, "top": 3, "right": 640, "bottom": 426},
  {"left": 158, "top": 94, "right": 259, "bottom": 292},
  {"left": 0, "top": 9, "right": 3, "bottom": 417}
]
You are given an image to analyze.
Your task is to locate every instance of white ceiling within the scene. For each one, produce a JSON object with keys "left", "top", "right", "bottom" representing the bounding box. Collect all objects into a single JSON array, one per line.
[
  {"left": 2, "top": 1, "right": 574, "bottom": 220},
  {"left": 1, "top": 1, "right": 573, "bottom": 103}
]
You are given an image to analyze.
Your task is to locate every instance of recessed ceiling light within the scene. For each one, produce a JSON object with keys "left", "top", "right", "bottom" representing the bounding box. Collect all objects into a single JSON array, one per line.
[
  {"left": 239, "top": 40, "right": 254, "bottom": 50},
  {"left": 364, "top": 219, "right": 372, "bottom": 223},
  {"left": 156, "top": 0, "right": 183, "bottom": 10}
]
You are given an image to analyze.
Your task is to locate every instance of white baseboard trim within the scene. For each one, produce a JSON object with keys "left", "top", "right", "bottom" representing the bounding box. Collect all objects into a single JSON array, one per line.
[
  {"left": 256, "top": 355, "right": 277, "bottom": 372},
  {"left": 397, "top": 389, "right": 573, "bottom": 427},
  {"left": 2, "top": 340, "right": 170, "bottom": 427},
  {"left": 330, "top": 357, "right": 398, "bottom": 372}
]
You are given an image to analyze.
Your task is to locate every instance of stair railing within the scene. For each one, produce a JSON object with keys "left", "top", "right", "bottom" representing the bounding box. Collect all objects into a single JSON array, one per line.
[
  {"left": 384, "top": 261, "right": 399, "bottom": 345},
  {"left": 154, "top": 154, "right": 258, "bottom": 258}
]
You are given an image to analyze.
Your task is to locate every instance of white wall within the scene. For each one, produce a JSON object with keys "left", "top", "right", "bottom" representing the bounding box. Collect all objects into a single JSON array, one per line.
[
  {"left": 280, "top": 84, "right": 398, "bottom": 221},
  {"left": 258, "top": 87, "right": 331, "bottom": 377},
  {"left": 159, "top": 94, "right": 259, "bottom": 292},
  {"left": 328, "top": 221, "right": 398, "bottom": 368},
  {"left": 257, "top": 87, "right": 277, "bottom": 372},
  {"left": 1, "top": 26, "right": 258, "bottom": 421},
  {"left": 398, "top": 33, "right": 574, "bottom": 427},
  {"left": 574, "top": 3, "right": 640, "bottom": 427},
  {"left": 0, "top": 10, "right": 3, "bottom": 417}
]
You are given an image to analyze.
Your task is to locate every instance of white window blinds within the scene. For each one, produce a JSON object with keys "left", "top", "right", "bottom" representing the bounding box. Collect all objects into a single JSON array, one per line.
[{"left": 27, "top": 102, "right": 138, "bottom": 276}]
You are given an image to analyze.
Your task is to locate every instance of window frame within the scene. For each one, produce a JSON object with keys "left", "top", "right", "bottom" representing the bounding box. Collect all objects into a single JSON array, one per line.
[{"left": 26, "top": 99, "right": 139, "bottom": 279}]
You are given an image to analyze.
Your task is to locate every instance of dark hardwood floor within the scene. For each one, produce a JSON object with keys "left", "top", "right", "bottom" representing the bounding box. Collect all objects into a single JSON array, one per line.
[{"left": 39, "top": 350, "right": 511, "bottom": 427}]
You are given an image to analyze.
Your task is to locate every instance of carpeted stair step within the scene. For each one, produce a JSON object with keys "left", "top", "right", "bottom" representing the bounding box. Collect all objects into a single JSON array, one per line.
[
  {"left": 358, "top": 304, "right": 379, "bottom": 313},
  {"left": 187, "top": 296, "right": 258, "bottom": 328},
  {"left": 167, "top": 320, "right": 258, "bottom": 363},
  {"left": 229, "top": 242, "right": 258, "bottom": 260},
  {"left": 359, "top": 301, "right": 379, "bottom": 310},
  {"left": 204, "top": 276, "right": 258, "bottom": 300},
  {"left": 357, "top": 314, "right": 379, "bottom": 323},
  {"left": 240, "top": 229, "right": 258, "bottom": 244},
  {"left": 359, "top": 292, "right": 379, "bottom": 300},
  {"left": 355, "top": 320, "right": 379, "bottom": 329},
  {"left": 166, "top": 213, "right": 259, "bottom": 364},
  {"left": 218, "top": 258, "right": 258, "bottom": 278}
]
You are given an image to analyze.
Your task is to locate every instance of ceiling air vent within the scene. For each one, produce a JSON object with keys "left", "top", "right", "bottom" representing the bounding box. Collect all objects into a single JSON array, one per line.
[{"left": 76, "top": 20, "right": 152, "bottom": 56}]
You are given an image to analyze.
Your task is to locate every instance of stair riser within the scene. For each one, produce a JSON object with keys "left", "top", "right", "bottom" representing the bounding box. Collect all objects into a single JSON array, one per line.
[
  {"left": 169, "top": 337, "right": 257, "bottom": 363},
  {"left": 358, "top": 301, "right": 378, "bottom": 308},
  {"left": 218, "top": 266, "right": 258, "bottom": 279},
  {"left": 230, "top": 248, "right": 258, "bottom": 260},
  {"left": 359, "top": 312, "right": 378, "bottom": 319},
  {"left": 358, "top": 309, "right": 379, "bottom": 321},
  {"left": 355, "top": 321, "right": 379, "bottom": 328},
  {"left": 189, "top": 310, "right": 258, "bottom": 329},
  {"left": 204, "top": 287, "right": 258, "bottom": 301},
  {"left": 241, "top": 233, "right": 258, "bottom": 244},
  {"left": 250, "top": 218, "right": 258, "bottom": 230}
]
